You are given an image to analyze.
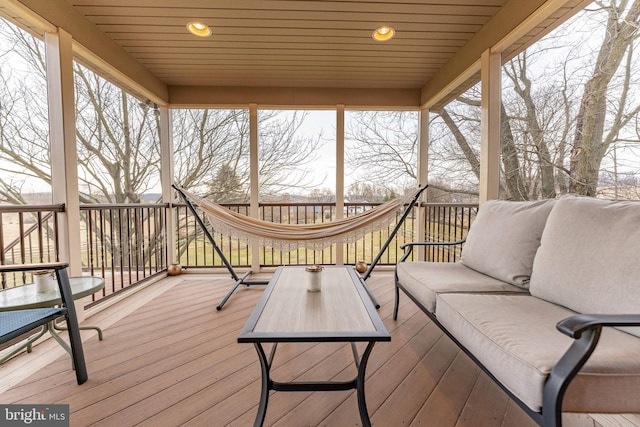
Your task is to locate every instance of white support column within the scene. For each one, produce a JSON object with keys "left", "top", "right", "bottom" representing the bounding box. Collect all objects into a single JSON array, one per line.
[
  {"left": 249, "top": 104, "right": 261, "bottom": 272},
  {"left": 480, "top": 49, "right": 502, "bottom": 203},
  {"left": 159, "top": 106, "right": 176, "bottom": 266},
  {"left": 335, "top": 105, "right": 345, "bottom": 265},
  {"left": 416, "top": 107, "right": 429, "bottom": 259},
  {"left": 46, "top": 29, "right": 82, "bottom": 277}
]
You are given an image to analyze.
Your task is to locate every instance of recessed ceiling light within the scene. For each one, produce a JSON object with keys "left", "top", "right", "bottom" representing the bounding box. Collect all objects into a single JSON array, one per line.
[
  {"left": 187, "top": 22, "right": 212, "bottom": 37},
  {"left": 372, "top": 25, "right": 395, "bottom": 42}
]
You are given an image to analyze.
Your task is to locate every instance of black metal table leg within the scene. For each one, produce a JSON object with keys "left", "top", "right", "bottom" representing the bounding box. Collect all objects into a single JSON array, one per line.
[
  {"left": 356, "top": 342, "right": 376, "bottom": 427},
  {"left": 250, "top": 341, "right": 377, "bottom": 426},
  {"left": 253, "top": 343, "right": 271, "bottom": 427}
]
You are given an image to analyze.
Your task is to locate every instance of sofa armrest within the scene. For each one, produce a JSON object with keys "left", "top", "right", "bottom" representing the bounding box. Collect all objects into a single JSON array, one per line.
[
  {"left": 556, "top": 313, "right": 640, "bottom": 339},
  {"left": 542, "top": 313, "right": 640, "bottom": 425},
  {"left": 399, "top": 239, "right": 466, "bottom": 262}
]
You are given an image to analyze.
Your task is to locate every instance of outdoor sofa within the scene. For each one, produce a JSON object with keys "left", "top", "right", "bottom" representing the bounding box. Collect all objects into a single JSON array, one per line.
[{"left": 394, "top": 195, "right": 640, "bottom": 426}]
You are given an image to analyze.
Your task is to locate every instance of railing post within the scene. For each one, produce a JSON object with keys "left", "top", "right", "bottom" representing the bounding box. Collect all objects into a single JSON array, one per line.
[
  {"left": 480, "top": 49, "right": 501, "bottom": 203},
  {"left": 335, "top": 105, "right": 345, "bottom": 265},
  {"left": 416, "top": 106, "right": 429, "bottom": 260},
  {"left": 249, "top": 103, "right": 261, "bottom": 272},
  {"left": 159, "top": 105, "right": 175, "bottom": 267}
]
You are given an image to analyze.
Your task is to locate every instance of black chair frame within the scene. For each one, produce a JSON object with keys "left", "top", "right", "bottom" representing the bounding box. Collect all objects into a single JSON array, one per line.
[{"left": 0, "top": 262, "right": 88, "bottom": 384}]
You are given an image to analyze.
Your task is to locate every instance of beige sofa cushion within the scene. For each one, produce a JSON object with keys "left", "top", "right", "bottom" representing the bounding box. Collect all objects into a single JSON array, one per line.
[
  {"left": 396, "top": 262, "right": 525, "bottom": 313},
  {"left": 530, "top": 195, "right": 640, "bottom": 337},
  {"left": 460, "top": 199, "right": 555, "bottom": 288},
  {"left": 436, "top": 293, "right": 640, "bottom": 413}
]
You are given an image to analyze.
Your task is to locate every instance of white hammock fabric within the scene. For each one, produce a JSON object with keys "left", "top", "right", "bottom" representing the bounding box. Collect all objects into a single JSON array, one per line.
[{"left": 182, "top": 189, "right": 417, "bottom": 251}]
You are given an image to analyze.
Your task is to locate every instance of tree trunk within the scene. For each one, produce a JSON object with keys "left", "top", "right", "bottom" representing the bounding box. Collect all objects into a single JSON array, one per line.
[
  {"left": 435, "top": 107, "right": 481, "bottom": 180},
  {"left": 500, "top": 103, "right": 529, "bottom": 200},
  {"left": 506, "top": 54, "right": 556, "bottom": 198},
  {"left": 570, "top": 0, "right": 640, "bottom": 195}
]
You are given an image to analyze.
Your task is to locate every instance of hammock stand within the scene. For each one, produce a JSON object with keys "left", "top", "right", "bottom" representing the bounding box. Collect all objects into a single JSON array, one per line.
[{"left": 173, "top": 184, "right": 428, "bottom": 310}]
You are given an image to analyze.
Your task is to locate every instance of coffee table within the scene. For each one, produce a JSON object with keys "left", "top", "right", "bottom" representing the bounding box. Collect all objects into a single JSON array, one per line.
[{"left": 238, "top": 266, "right": 390, "bottom": 427}]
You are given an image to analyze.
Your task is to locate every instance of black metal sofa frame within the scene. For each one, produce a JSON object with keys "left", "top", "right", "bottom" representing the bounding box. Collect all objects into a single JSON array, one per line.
[
  {"left": 395, "top": 240, "right": 640, "bottom": 426},
  {"left": 393, "top": 195, "right": 640, "bottom": 426}
]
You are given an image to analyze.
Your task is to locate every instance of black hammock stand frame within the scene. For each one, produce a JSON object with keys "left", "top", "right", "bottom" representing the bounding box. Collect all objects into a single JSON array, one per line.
[{"left": 173, "top": 184, "right": 428, "bottom": 310}]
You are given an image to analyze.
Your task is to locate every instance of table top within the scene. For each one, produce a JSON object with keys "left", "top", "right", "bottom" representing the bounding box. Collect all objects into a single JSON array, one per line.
[
  {"left": 0, "top": 277, "right": 105, "bottom": 311},
  {"left": 238, "top": 266, "right": 390, "bottom": 343}
]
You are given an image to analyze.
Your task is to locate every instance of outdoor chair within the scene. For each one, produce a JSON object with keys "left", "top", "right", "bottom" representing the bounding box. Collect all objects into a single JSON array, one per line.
[{"left": 0, "top": 262, "right": 88, "bottom": 384}]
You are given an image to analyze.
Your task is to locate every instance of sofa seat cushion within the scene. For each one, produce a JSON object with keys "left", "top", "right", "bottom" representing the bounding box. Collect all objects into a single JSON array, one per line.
[
  {"left": 460, "top": 199, "right": 555, "bottom": 288},
  {"left": 436, "top": 293, "right": 640, "bottom": 413},
  {"left": 530, "top": 195, "right": 640, "bottom": 337},
  {"left": 396, "top": 262, "right": 526, "bottom": 313}
]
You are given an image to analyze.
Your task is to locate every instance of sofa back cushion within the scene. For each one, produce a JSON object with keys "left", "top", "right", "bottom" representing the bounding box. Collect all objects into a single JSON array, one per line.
[
  {"left": 460, "top": 199, "right": 555, "bottom": 288},
  {"left": 530, "top": 195, "right": 640, "bottom": 337}
]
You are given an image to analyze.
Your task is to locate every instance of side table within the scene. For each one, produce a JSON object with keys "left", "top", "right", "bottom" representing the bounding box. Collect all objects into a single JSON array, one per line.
[{"left": 0, "top": 276, "right": 105, "bottom": 363}]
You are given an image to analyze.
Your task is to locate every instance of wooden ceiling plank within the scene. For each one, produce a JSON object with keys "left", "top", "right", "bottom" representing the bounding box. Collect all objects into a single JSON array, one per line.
[
  {"left": 71, "top": 0, "right": 505, "bottom": 7},
  {"left": 138, "top": 56, "right": 448, "bottom": 65},
  {"left": 87, "top": 15, "right": 493, "bottom": 27},
  {"left": 73, "top": 4, "right": 501, "bottom": 19},
  {"left": 11, "top": 0, "right": 586, "bottom": 106},
  {"left": 108, "top": 31, "right": 476, "bottom": 42},
  {"left": 97, "top": 23, "right": 483, "bottom": 34},
  {"left": 123, "top": 45, "right": 459, "bottom": 54},
  {"left": 18, "top": 0, "right": 168, "bottom": 102},
  {"left": 117, "top": 39, "right": 469, "bottom": 49}
]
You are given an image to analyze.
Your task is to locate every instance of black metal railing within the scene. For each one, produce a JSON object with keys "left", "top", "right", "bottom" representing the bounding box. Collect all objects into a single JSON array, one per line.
[
  {"left": 175, "top": 201, "right": 478, "bottom": 268},
  {"left": 421, "top": 202, "right": 478, "bottom": 262},
  {"left": 1, "top": 200, "right": 477, "bottom": 305},
  {"left": 0, "top": 204, "right": 63, "bottom": 288},
  {"left": 80, "top": 203, "right": 168, "bottom": 304}
]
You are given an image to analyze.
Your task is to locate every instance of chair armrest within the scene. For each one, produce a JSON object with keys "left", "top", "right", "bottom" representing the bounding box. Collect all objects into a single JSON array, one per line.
[
  {"left": 0, "top": 262, "right": 69, "bottom": 274},
  {"left": 0, "top": 262, "right": 73, "bottom": 309},
  {"left": 399, "top": 239, "right": 466, "bottom": 262},
  {"left": 556, "top": 313, "right": 640, "bottom": 338}
]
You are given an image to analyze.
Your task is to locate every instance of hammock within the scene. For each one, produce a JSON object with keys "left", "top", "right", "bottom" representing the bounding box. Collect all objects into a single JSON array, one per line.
[
  {"left": 181, "top": 188, "right": 418, "bottom": 251},
  {"left": 174, "top": 184, "right": 428, "bottom": 310}
]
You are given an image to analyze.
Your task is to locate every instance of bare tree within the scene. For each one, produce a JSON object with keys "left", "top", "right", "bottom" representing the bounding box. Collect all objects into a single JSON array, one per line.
[
  {"left": 0, "top": 22, "right": 50, "bottom": 204},
  {"left": 309, "top": 187, "right": 335, "bottom": 203},
  {"left": 346, "top": 181, "right": 391, "bottom": 203},
  {"left": 173, "top": 109, "right": 323, "bottom": 202},
  {"left": 74, "top": 64, "right": 160, "bottom": 203},
  {"left": 433, "top": 0, "right": 640, "bottom": 200},
  {"left": 258, "top": 110, "right": 323, "bottom": 198},
  {"left": 172, "top": 108, "right": 250, "bottom": 202},
  {"left": 429, "top": 91, "right": 483, "bottom": 200},
  {"left": 345, "top": 111, "right": 418, "bottom": 194},
  {"left": 570, "top": 0, "right": 640, "bottom": 195}
]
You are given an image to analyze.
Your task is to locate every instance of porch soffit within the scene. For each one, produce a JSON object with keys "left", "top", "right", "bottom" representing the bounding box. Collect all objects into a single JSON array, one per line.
[{"left": 6, "top": 0, "right": 588, "bottom": 108}]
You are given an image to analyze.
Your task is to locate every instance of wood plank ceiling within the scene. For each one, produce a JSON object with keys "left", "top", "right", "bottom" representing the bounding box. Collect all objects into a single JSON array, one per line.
[{"left": 65, "top": 0, "right": 507, "bottom": 90}]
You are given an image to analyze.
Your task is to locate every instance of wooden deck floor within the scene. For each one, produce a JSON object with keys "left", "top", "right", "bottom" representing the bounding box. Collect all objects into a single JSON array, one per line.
[{"left": 0, "top": 272, "right": 634, "bottom": 426}]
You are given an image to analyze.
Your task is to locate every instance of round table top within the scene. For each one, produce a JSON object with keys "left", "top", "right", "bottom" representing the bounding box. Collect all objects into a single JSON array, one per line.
[{"left": 0, "top": 276, "right": 105, "bottom": 311}]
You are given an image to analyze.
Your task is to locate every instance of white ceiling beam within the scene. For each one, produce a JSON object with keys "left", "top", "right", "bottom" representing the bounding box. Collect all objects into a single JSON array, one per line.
[{"left": 169, "top": 86, "right": 422, "bottom": 109}]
